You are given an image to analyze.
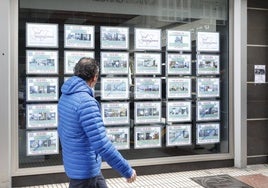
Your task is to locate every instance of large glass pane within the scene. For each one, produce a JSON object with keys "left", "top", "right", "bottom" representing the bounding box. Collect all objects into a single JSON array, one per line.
[{"left": 18, "top": 0, "right": 229, "bottom": 168}]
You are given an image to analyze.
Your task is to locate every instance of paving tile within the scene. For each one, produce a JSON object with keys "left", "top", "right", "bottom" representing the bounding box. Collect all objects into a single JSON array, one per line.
[
  {"left": 191, "top": 174, "right": 253, "bottom": 188},
  {"left": 236, "top": 174, "right": 268, "bottom": 188}
]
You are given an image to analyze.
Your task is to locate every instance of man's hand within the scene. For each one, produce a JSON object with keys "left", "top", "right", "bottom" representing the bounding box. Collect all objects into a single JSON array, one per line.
[{"left": 127, "top": 169, "right": 137, "bottom": 183}]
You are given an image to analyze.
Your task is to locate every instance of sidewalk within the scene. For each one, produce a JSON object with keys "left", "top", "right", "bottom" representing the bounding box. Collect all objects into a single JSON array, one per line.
[{"left": 16, "top": 164, "right": 268, "bottom": 188}]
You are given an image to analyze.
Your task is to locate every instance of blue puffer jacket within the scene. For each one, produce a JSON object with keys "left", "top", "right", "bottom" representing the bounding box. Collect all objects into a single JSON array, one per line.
[{"left": 58, "top": 76, "right": 133, "bottom": 179}]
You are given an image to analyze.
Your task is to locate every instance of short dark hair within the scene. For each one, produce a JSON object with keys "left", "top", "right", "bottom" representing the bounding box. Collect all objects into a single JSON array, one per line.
[{"left": 74, "top": 57, "right": 99, "bottom": 81}]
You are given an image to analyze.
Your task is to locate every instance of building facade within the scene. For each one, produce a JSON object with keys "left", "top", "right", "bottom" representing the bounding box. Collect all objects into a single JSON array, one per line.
[{"left": 0, "top": 0, "right": 267, "bottom": 187}]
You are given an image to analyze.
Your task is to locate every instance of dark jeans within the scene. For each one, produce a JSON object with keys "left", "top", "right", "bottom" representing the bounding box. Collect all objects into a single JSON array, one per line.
[{"left": 69, "top": 173, "right": 108, "bottom": 188}]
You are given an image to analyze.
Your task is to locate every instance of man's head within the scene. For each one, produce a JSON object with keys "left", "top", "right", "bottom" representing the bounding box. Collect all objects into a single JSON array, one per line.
[{"left": 74, "top": 57, "right": 99, "bottom": 87}]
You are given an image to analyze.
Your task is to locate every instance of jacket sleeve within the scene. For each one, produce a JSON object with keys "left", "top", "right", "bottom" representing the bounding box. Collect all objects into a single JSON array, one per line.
[{"left": 78, "top": 98, "right": 133, "bottom": 178}]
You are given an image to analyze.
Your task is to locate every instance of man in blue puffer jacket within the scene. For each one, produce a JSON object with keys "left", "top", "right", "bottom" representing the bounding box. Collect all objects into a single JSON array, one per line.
[{"left": 58, "top": 57, "right": 137, "bottom": 188}]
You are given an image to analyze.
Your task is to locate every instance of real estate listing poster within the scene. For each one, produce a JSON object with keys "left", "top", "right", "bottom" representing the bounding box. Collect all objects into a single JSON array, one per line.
[
  {"left": 64, "top": 24, "right": 95, "bottom": 49},
  {"left": 26, "top": 77, "right": 58, "bottom": 101},
  {"left": 196, "top": 78, "right": 220, "bottom": 98},
  {"left": 167, "top": 54, "right": 192, "bottom": 75},
  {"left": 134, "top": 28, "right": 161, "bottom": 50},
  {"left": 196, "top": 100, "right": 220, "bottom": 121},
  {"left": 197, "top": 32, "right": 220, "bottom": 52},
  {"left": 166, "top": 101, "right": 192, "bottom": 122},
  {"left": 27, "top": 130, "right": 59, "bottom": 156},
  {"left": 101, "top": 52, "right": 129, "bottom": 75},
  {"left": 26, "top": 23, "right": 58, "bottom": 48},
  {"left": 106, "top": 127, "right": 130, "bottom": 150},
  {"left": 101, "top": 102, "right": 129, "bottom": 125},
  {"left": 196, "top": 123, "right": 220, "bottom": 144},
  {"left": 26, "top": 104, "right": 58, "bottom": 129},
  {"left": 135, "top": 53, "right": 161, "bottom": 75},
  {"left": 26, "top": 50, "right": 58, "bottom": 74},
  {"left": 166, "top": 30, "right": 191, "bottom": 51},
  {"left": 167, "top": 78, "right": 192, "bottom": 99},
  {"left": 101, "top": 77, "right": 129, "bottom": 100},
  {"left": 135, "top": 77, "right": 161, "bottom": 99},
  {"left": 64, "top": 51, "right": 95, "bottom": 74},
  {"left": 134, "top": 102, "right": 161, "bottom": 124},
  {"left": 100, "top": 26, "right": 129, "bottom": 49},
  {"left": 166, "top": 124, "right": 192, "bottom": 146},
  {"left": 134, "top": 126, "right": 162, "bottom": 149},
  {"left": 196, "top": 54, "right": 220, "bottom": 75}
]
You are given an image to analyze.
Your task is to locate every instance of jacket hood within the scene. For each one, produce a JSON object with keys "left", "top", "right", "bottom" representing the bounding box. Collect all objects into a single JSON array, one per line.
[{"left": 61, "top": 76, "right": 94, "bottom": 97}]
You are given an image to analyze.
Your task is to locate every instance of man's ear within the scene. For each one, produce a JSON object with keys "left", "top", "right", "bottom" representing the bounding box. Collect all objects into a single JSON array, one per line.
[{"left": 93, "top": 75, "right": 98, "bottom": 82}]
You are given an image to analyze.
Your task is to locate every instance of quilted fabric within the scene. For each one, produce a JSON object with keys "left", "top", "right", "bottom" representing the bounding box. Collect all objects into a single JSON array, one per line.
[{"left": 58, "top": 76, "right": 133, "bottom": 179}]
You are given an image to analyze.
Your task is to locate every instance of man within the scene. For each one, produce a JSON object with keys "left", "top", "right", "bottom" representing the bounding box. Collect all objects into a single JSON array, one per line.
[{"left": 58, "top": 57, "right": 136, "bottom": 188}]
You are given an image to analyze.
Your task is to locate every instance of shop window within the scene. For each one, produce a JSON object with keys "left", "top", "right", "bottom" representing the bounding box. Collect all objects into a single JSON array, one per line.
[{"left": 18, "top": 0, "right": 229, "bottom": 168}]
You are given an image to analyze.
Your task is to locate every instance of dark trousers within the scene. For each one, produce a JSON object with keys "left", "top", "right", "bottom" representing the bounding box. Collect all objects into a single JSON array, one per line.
[{"left": 69, "top": 173, "right": 108, "bottom": 188}]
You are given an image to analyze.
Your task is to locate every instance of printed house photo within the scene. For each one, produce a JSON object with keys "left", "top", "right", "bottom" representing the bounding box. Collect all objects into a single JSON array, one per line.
[
  {"left": 167, "top": 101, "right": 191, "bottom": 122},
  {"left": 27, "top": 130, "right": 59, "bottom": 156},
  {"left": 197, "top": 55, "right": 220, "bottom": 75},
  {"left": 166, "top": 125, "right": 191, "bottom": 146},
  {"left": 135, "top": 102, "right": 161, "bottom": 124},
  {"left": 135, "top": 78, "right": 161, "bottom": 99},
  {"left": 101, "top": 26, "right": 129, "bottom": 49},
  {"left": 197, "top": 101, "right": 220, "bottom": 121},
  {"left": 101, "top": 52, "right": 128, "bottom": 75},
  {"left": 101, "top": 78, "right": 129, "bottom": 100},
  {"left": 64, "top": 24, "right": 94, "bottom": 48},
  {"left": 134, "top": 126, "right": 161, "bottom": 149},
  {"left": 135, "top": 53, "right": 161, "bottom": 75},
  {"left": 106, "top": 127, "right": 129, "bottom": 150},
  {"left": 167, "top": 54, "right": 191, "bottom": 75},
  {"left": 27, "top": 77, "right": 58, "bottom": 101},
  {"left": 27, "top": 104, "right": 58, "bottom": 128},
  {"left": 26, "top": 50, "right": 58, "bottom": 74},
  {"left": 102, "top": 102, "right": 129, "bottom": 125},
  {"left": 196, "top": 123, "right": 220, "bottom": 144},
  {"left": 166, "top": 30, "right": 191, "bottom": 51},
  {"left": 197, "top": 78, "right": 220, "bottom": 98},
  {"left": 167, "top": 78, "right": 191, "bottom": 98}
]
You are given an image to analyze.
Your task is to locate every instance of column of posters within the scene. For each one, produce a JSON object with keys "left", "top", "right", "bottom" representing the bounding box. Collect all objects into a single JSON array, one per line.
[
  {"left": 195, "top": 31, "right": 221, "bottom": 145},
  {"left": 25, "top": 22, "right": 60, "bottom": 156},
  {"left": 99, "top": 26, "right": 130, "bottom": 151}
]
